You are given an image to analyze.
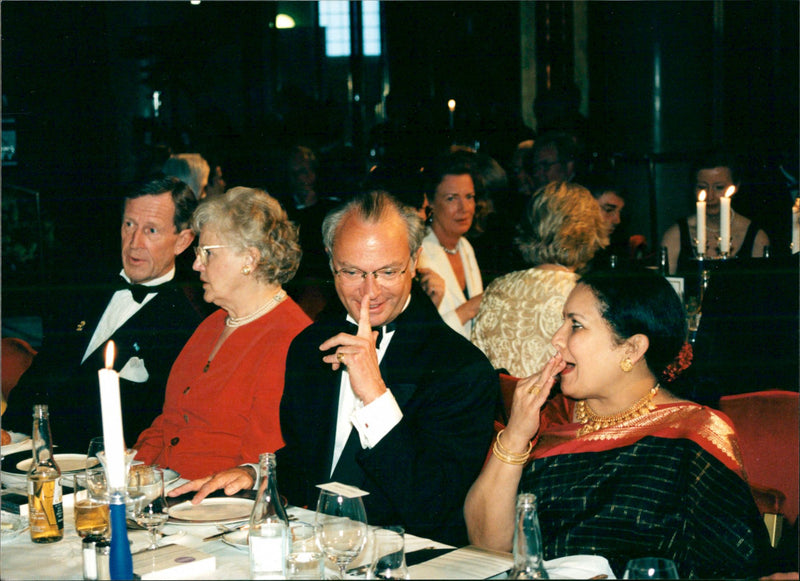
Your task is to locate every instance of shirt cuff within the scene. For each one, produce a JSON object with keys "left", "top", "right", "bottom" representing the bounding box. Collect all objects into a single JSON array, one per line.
[{"left": 350, "top": 389, "right": 403, "bottom": 449}]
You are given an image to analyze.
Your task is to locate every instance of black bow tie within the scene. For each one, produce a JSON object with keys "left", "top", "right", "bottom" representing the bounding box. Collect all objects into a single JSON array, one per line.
[
  {"left": 117, "top": 276, "right": 167, "bottom": 304},
  {"left": 345, "top": 321, "right": 398, "bottom": 349}
]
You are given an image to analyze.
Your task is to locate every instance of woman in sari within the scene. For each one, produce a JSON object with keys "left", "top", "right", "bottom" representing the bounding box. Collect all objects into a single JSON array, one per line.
[{"left": 464, "top": 268, "right": 772, "bottom": 579}]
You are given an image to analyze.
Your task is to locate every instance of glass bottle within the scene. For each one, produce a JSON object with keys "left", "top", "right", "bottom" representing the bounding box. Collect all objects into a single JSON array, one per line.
[
  {"left": 509, "top": 493, "right": 548, "bottom": 579},
  {"left": 248, "top": 452, "right": 290, "bottom": 579},
  {"left": 27, "top": 404, "right": 64, "bottom": 543},
  {"left": 659, "top": 246, "right": 669, "bottom": 276}
]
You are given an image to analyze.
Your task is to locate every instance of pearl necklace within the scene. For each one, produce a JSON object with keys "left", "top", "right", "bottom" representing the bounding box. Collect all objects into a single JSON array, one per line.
[
  {"left": 441, "top": 240, "right": 460, "bottom": 255},
  {"left": 574, "top": 384, "right": 660, "bottom": 436},
  {"left": 225, "top": 290, "right": 286, "bottom": 328}
]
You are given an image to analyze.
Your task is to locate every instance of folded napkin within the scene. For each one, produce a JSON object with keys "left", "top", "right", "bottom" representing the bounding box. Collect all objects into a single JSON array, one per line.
[{"left": 545, "top": 554, "right": 616, "bottom": 579}]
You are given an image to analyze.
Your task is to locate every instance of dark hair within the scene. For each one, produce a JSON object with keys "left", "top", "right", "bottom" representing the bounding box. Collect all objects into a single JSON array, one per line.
[
  {"left": 529, "top": 131, "right": 578, "bottom": 169},
  {"left": 423, "top": 149, "right": 482, "bottom": 198},
  {"left": 578, "top": 268, "right": 687, "bottom": 384},
  {"left": 691, "top": 151, "right": 741, "bottom": 185},
  {"left": 124, "top": 175, "right": 198, "bottom": 232},
  {"left": 581, "top": 173, "right": 627, "bottom": 201}
]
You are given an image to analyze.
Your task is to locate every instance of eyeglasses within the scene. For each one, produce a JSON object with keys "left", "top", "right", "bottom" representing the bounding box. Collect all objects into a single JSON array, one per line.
[
  {"left": 331, "top": 258, "right": 411, "bottom": 285},
  {"left": 194, "top": 245, "right": 233, "bottom": 266}
]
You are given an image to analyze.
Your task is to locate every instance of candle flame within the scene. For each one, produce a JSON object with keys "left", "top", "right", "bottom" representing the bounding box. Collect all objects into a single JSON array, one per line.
[
  {"left": 698, "top": 190, "right": 706, "bottom": 202},
  {"left": 724, "top": 185, "right": 736, "bottom": 198},
  {"left": 104, "top": 341, "right": 116, "bottom": 369},
  {"left": 447, "top": 99, "right": 456, "bottom": 112}
]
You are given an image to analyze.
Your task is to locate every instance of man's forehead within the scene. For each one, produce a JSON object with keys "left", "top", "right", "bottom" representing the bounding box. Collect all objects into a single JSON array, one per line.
[{"left": 333, "top": 214, "right": 408, "bottom": 258}]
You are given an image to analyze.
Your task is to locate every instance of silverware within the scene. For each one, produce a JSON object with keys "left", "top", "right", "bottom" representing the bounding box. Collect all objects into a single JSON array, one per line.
[{"left": 202, "top": 523, "right": 248, "bottom": 542}]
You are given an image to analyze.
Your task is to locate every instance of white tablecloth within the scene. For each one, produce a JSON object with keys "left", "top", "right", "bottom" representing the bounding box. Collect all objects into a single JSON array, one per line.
[{"left": 1, "top": 487, "right": 614, "bottom": 579}]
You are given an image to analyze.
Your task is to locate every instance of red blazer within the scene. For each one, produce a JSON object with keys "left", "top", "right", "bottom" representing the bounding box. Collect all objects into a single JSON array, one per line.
[{"left": 134, "top": 299, "right": 310, "bottom": 479}]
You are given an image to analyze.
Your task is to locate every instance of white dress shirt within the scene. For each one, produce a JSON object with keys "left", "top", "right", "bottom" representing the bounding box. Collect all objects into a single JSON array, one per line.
[
  {"left": 81, "top": 268, "right": 176, "bottom": 363},
  {"left": 329, "top": 310, "right": 407, "bottom": 475}
]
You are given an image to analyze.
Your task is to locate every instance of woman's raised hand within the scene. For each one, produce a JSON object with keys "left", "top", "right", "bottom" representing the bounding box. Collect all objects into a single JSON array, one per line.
[{"left": 503, "top": 353, "right": 566, "bottom": 452}]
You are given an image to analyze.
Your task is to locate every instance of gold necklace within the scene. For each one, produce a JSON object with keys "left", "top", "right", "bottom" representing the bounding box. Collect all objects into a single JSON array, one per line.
[{"left": 574, "top": 384, "right": 660, "bottom": 436}]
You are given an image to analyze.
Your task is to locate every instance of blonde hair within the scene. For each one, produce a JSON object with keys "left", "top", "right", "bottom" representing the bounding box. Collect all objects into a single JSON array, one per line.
[
  {"left": 515, "top": 181, "right": 608, "bottom": 271},
  {"left": 192, "top": 187, "right": 302, "bottom": 285}
]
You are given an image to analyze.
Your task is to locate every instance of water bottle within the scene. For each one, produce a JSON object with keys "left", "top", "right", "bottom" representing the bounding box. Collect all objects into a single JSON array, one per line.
[
  {"left": 248, "top": 453, "right": 290, "bottom": 579},
  {"left": 509, "top": 493, "right": 548, "bottom": 579}
]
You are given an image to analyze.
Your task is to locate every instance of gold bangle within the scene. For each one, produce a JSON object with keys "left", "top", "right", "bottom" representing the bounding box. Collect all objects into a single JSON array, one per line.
[
  {"left": 496, "top": 429, "right": 533, "bottom": 458},
  {"left": 492, "top": 440, "right": 529, "bottom": 465}
]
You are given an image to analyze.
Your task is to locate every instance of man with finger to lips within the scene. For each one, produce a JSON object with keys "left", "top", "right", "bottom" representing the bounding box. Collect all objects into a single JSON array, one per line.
[{"left": 172, "top": 191, "right": 498, "bottom": 546}]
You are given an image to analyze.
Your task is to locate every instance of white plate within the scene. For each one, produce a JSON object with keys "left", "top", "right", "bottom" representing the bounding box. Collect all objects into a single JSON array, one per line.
[
  {"left": 1, "top": 432, "right": 31, "bottom": 456},
  {"left": 15, "top": 453, "right": 97, "bottom": 473},
  {"left": 222, "top": 527, "right": 250, "bottom": 551},
  {"left": 166, "top": 497, "right": 254, "bottom": 525}
]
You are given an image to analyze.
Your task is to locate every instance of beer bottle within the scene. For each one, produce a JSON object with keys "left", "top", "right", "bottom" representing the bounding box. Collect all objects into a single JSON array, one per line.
[{"left": 27, "top": 404, "right": 64, "bottom": 543}]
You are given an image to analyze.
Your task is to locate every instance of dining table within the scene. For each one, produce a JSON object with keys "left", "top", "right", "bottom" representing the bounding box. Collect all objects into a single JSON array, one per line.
[{"left": 1, "top": 470, "right": 615, "bottom": 580}]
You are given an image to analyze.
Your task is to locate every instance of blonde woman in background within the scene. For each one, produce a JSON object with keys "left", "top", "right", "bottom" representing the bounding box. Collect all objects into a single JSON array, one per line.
[{"left": 472, "top": 181, "right": 607, "bottom": 376}]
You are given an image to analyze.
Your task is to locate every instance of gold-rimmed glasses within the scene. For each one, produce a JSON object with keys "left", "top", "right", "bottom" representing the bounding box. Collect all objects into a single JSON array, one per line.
[
  {"left": 194, "top": 244, "right": 233, "bottom": 266},
  {"left": 331, "top": 258, "right": 411, "bottom": 286}
]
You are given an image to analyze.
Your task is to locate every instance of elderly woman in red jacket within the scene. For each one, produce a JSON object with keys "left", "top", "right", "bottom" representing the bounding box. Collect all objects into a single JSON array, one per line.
[{"left": 134, "top": 187, "right": 311, "bottom": 479}]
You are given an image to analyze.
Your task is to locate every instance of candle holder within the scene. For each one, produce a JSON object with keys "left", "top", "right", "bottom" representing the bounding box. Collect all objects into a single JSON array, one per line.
[{"left": 96, "top": 449, "right": 137, "bottom": 580}]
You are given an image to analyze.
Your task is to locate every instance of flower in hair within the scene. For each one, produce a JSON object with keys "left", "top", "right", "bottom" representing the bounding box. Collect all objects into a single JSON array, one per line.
[{"left": 662, "top": 341, "right": 693, "bottom": 382}]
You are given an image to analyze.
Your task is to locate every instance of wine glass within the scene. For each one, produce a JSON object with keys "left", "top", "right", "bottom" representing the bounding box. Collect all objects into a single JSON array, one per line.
[
  {"left": 131, "top": 467, "right": 168, "bottom": 551},
  {"left": 367, "top": 526, "right": 409, "bottom": 580},
  {"left": 623, "top": 557, "right": 679, "bottom": 579},
  {"left": 86, "top": 437, "right": 104, "bottom": 470},
  {"left": 314, "top": 490, "right": 368, "bottom": 580}
]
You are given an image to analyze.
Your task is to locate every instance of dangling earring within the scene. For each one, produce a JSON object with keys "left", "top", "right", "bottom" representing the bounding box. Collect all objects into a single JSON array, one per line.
[
  {"left": 425, "top": 206, "right": 433, "bottom": 227},
  {"left": 620, "top": 357, "right": 634, "bottom": 372},
  {"left": 241, "top": 265, "right": 252, "bottom": 275}
]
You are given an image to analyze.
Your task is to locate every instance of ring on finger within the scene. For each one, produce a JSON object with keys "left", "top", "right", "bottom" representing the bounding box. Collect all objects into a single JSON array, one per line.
[
  {"left": 336, "top": 352, "right": 345, "bottom": 364},
  {"left": 527, "top": 383, "right": 543, "bottom": 395}
]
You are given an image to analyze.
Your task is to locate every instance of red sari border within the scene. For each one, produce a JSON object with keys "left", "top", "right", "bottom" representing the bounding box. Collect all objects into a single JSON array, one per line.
[{"left": 531, "top": 394, "right": 747, "bottom": 479}]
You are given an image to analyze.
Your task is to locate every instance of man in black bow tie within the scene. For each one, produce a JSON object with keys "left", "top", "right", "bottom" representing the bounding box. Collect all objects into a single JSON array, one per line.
[
  {"left": 174, "top": 191, "right": 498, "bottom": 546},
  {"left": 4, "top": 176, "right": 204, "bottom": 452}
]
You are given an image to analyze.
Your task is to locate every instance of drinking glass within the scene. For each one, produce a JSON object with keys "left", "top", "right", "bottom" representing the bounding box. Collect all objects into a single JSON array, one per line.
[
  {"left": 287, "top": 521, "right": 324, "bottom": 579},
  {"left": 314, "top": 490, "right": 368, "bottom": 580},
  {"left": 367, "top": 526, "right": 409, "bottom": 580},
  {"left": 623, "top": 557, "right": 680, "bottom": 579},
  {"left": 73, "top": 469, "right": 110, "bottom": 538},
  {"left": 86, "top": 437, "right": 104, "bottom": 470},
  {"left": 130, "top": 467, "right": 168, "bottom": 551}
]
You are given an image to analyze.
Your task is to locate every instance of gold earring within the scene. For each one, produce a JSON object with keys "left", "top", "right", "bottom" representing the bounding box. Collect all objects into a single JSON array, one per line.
[
  {"left": 242, "top": 266, "right": 251, "bottom": 275},
  {"left": 620, "top": 357, "right": 634, "bottom": 372}
]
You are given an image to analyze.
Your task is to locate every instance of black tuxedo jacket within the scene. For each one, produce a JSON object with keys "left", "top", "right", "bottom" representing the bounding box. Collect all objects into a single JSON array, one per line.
[
  {"left": 276, "top": 284, "right": 498, "bottom": 546},
  {"left": 4, "top": 276, "right": 204, "bottom": 452}
]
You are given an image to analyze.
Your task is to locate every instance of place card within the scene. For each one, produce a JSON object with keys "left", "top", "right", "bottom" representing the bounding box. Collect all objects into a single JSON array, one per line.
[
  {"left": 132, "top": 544, "right": 216, "bottom": 580},
  {"left": 315, "top": 482, "right": 370, "bottom": 498}
]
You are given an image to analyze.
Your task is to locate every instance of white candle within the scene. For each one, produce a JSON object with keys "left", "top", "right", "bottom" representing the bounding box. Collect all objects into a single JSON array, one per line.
[
  {"left": 720, "top": 185, "right": 735, "bottom": 254},
  {"left": 696, "top": 190, "right": 707, "bottom": 256},
  {"left": 448, "top": 99, "right": 456, "bottom": 129},
  {"left": 792, "top": 199, "right": 800, "bottom": 254},
  {"left": 98, "top": 341, "right": 126, "bottom": 490}
]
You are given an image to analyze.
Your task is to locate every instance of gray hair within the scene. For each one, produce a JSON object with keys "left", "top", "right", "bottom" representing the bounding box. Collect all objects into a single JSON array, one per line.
[
  {"left": 163, "top": 153, "right": 210, "bottom": 200},
  {"left": 321, "top": 190, "right": 425, "bottom": 257},
  {"left": 192, "top": 187, "right": 302, "bottom": 285}
]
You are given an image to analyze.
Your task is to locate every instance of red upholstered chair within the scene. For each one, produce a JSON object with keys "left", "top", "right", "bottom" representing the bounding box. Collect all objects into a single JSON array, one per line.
[
  {"left": 2, "top": 337, "right": 37, "bottom": 401},
  {"left": 718, "top": 390, "right": 799, "bottom": 547}
]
